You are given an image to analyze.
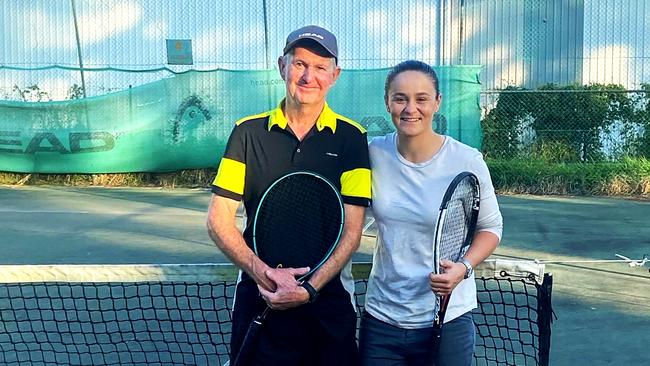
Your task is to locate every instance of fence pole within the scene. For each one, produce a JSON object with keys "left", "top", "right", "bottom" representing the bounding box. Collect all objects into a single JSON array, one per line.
[
  {"left": 262, "top": 0, "right": 271, "bottom": 69},
  {"left": 70, "top": 0, "right": 87, "bottom": 98}
]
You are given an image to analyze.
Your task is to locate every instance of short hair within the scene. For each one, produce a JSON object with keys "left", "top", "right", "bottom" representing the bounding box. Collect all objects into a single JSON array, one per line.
[{"left": 384, "top": 60, "right": 440, "bottom": 98}]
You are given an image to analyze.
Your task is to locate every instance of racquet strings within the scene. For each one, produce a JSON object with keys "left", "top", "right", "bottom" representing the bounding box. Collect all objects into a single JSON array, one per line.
[
  {"left": 438, "top": 177, "right": 476, "bottom": 265},
  {"left": 255, "top": 173, "right": 343, "bottom": 272}
]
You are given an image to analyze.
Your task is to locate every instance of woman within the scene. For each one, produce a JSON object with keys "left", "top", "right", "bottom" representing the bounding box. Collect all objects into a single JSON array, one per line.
[{"left": 359, "top": 60, "right": 503, "bottom": 366}]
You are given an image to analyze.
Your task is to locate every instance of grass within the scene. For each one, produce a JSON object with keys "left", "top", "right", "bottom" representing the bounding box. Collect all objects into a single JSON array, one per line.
[
  {"left": 487, "top": 158, "right": 650, "bottom": 198},
  {"left": 2, "top": 158, "right": 649, "bottom": 199},
  {"left": 0, "top": 169, "right": 216, "bottom": 188}
]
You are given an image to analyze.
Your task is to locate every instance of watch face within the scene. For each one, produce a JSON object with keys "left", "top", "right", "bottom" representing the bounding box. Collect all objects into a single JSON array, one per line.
[{"left": 460, "top": 259, "right": 472, "bottom": 278}]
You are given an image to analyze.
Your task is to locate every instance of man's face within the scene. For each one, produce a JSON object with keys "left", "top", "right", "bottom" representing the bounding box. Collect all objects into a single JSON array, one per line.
[{"left": 278, "top": 46, "right": 340, "bottom": 107}]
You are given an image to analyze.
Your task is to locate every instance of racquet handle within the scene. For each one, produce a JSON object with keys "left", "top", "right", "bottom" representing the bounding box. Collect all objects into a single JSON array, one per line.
[
  {"left": 432, "top": 326, "right": 442, "bottom": 357},
  {"left": 431, "top": 295, "right": 450, "bottom": 361},
  {"left": 434, "top": 294, "right": 452, "bottom": 328},
  {"left": 231, "top": 308, "right": 269, "bottom": 366}
]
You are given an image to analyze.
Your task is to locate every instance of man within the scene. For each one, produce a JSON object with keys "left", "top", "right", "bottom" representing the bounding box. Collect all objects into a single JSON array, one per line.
[{"left": 207, "top": 25, "right": 371, "bottom": 366}]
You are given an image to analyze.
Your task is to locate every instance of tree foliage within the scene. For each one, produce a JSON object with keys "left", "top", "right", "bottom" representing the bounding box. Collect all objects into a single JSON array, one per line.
[
  {"left": 12, "top": 84, "right": 51, "bottom": 102},
  {"left": 481, "top": 86, "right": 527, "bottom": 159},
  {"left": 482, "top": 83, "right": 649, "bottom": 162},
  {"left": 624, "top": 83, "right": 650, "bottom": 158}
]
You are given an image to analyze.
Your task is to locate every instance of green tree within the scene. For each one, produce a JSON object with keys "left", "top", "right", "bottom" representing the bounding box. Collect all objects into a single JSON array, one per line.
[
  {"left": 482, "top": 83, "right": 635, "bottom": 162},
  {"left": 67, "top": 84, "right": 85, "bottom": 100},
  {"left": 481, "top": 86, "right": 528, "bottom": 159},
  {"left": 528, "top": 83, "right": 634, "bottom": 162},
  {"left": 622, "top": 83, "right": 650, "bottom": 158},
  {"left": 12, "top": 84, "right": 51, "bottom": 102}
]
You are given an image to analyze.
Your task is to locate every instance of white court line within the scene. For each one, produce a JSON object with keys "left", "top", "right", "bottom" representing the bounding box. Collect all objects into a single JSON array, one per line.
[
  {"left": 0, "top": 209, "right": 91, "bottom": 214},
  {"left": 0, "top": 209, "right": 206, "bottom": 215}
]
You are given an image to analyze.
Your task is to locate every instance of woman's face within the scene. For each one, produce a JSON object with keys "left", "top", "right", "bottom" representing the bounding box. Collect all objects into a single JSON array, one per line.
[{"left": 385, "top": 70, "right": 441, "bottom": 138}]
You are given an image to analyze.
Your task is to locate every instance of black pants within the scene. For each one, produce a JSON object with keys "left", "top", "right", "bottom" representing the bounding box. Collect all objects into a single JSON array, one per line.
[{"left": 230, "top": 279, "right": 359, "bottom": 366}]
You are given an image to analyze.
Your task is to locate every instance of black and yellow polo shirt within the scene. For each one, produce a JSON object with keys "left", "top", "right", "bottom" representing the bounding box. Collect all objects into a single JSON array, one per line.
[
  {"left": 212, "top": 101, "right": 370, "bottom": 332},
  {"left": 212, "top": 101, "right": 371, "bottom": 237}
]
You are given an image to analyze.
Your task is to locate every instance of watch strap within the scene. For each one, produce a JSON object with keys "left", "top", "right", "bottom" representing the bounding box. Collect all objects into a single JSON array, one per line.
[
  {"left": 300, "top": 281, "right": 318, "bottom": 304},
  {"left": 458, "top": 258, "right": 474, "bottom": 279}
]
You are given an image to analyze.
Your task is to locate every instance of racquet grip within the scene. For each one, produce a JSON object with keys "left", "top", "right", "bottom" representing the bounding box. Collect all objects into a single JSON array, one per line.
[
  {"left": 231, "top": 311, "right": 266, "bottom": 366},
  {"left": 431, "top": 326, "right": 443, "bottom": 358},
  {"left": 431, "top": 295, "right": 449, "bottom": 361}
]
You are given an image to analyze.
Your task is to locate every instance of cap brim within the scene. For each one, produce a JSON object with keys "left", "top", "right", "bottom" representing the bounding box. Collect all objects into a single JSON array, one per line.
[{"left": 283, "top": 38, "right": 337, "bottom": 59}]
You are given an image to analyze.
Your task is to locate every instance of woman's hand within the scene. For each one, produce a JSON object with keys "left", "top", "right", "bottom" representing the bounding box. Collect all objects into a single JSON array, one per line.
[{"left": 429, "top": 260, "right": 467, "bottom": 296}]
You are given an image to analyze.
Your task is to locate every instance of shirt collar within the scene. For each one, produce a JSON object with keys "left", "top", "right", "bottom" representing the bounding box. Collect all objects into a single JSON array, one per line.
[{"left": 267, "top": 100, "right": 337, "bottom": 133}]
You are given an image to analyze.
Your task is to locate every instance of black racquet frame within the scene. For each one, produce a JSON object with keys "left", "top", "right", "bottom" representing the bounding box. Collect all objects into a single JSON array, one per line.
[
  {"left": 431, "top": 171, "right": 480, "bottom": 356},
  {"left": 231, "top": 171, "right": 345, "bottom": 366}
]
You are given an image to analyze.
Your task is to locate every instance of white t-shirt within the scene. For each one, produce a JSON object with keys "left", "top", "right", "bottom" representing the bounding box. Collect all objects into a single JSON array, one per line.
[{"left": 365, "top": 133, "right": 503, "bottom": 329}]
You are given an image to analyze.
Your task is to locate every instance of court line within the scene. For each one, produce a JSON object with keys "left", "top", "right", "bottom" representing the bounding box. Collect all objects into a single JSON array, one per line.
[{"left": 0, "top": 209, "right": 205, "bottom": 215}]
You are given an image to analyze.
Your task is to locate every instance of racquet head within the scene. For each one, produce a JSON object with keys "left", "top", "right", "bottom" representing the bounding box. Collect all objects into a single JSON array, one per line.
[
  {"left": 252, "top": 171, "right": 345, "bottom": 281},
  {"left": 432, "top": 171, "right": 480, "bottom": 330},
  {"left": 433, "top": 171, "right": 481, "bottom": 275}
]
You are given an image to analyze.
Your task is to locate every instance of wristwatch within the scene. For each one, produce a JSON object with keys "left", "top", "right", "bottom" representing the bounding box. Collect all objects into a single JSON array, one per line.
[
  {"left": 300, "top": 281, "right": 319, "bottom": 304},
  {"left": 458, "top": 258, "right": 474, "bottom": 279}
]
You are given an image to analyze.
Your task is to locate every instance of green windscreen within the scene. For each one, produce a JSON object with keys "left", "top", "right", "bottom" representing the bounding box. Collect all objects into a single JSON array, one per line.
[{"left": 0, "top": 66, "right": 481, "bottom": 173}]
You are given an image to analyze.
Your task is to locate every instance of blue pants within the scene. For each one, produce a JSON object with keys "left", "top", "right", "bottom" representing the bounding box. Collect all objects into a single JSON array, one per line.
[{"left": 359, "top": 311, "right": 475, "bottom": 366}]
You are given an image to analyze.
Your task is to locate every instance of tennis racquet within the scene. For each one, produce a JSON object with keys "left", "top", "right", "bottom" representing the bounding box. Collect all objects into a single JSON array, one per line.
[
  {"left": 231, "top": 171, "right": 345, "bottom": 366},
  {"left": 431, "top": 171, "right": 480, "bottom": 355}
]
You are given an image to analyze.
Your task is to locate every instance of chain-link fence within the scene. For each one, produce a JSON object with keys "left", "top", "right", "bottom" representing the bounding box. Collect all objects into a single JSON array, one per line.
[
  {"left": 2, "top": 0, "right": 650, "bottom": 177},
  {"left": 479, "top": 88, "right": 650, "bottom": 197},
  {"left": 480, "top": 87, "right": 650, "bottom": 162},
  {"left": 4, "top": 0, "right": 650, "bottom": 96}
]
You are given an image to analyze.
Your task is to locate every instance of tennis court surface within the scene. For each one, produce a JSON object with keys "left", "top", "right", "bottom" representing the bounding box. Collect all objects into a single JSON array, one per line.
[{"left": 1, "top": 186, "right": 649, "bottom": 365}]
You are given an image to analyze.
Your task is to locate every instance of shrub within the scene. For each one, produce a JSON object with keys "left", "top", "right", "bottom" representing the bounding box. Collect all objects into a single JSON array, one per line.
[{"left": 487, "top": 158, "right": 650, "bottom": 197}]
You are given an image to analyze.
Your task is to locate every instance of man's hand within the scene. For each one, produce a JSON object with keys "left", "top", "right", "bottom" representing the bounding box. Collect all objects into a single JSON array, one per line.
[
  {"left": 257, "top": 267, "right": 311, "bottom": 310},
  {"left": 429, "top": 260, "right": 466, "bottom": 296},
  {"left": 250, "top": 260, "right": 276, "bottom": 292}
]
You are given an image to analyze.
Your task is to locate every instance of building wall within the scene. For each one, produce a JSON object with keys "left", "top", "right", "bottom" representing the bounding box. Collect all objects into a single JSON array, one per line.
[{"left": 1, "top": 0, "right": 648, "bottom": 99}]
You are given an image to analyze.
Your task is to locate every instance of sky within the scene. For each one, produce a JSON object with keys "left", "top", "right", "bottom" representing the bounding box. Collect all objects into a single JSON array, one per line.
[{"left": 1, "top": 0, "right": 649, "bottom": 100}]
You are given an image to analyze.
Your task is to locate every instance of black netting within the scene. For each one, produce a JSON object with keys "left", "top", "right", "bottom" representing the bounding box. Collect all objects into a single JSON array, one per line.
[{"left": 0, "top": 273, "right": 552, "bottom": 365}]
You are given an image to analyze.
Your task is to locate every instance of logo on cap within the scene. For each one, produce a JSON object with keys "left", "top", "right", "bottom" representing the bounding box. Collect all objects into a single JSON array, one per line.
[
  {"left": 283, "top": 25, "right": 338, "bottom": 60},
  {"left": 299, "top": 32, "right": 324, "bottom": 40}
]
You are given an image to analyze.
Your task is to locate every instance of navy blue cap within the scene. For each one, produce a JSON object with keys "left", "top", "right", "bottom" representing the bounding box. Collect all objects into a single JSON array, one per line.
[{"left": 283, "top": 25, "right": 338, "bottom": 60}]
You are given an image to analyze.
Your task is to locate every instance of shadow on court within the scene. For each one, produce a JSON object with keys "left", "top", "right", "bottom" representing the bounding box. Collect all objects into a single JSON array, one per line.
[{"left": 1, "top": 186, "right": 649, "bottom": 365}]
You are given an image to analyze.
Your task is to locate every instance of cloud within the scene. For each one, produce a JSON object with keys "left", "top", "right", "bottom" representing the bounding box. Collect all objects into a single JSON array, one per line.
[
  {"left": 365, "top": 9, "right": 388, "bottom": 36},
  {"left": 14, "top": 8, "right": 63, "bottom": 50},
  {"left": 77, "top": 2, "right": 142, "bottom": 45},
  {"left": 16, "top": 2, "right": 142, "bottom": 50},
  {"left": 193, "top": 24, "right": 265, "bottom": 59},
  {"left": 362, "top": 4, "right": 438, "bottom": 67},
  {"left": 399, "top": 3, "right": 436, "bottom": 47},
  {"left": 143, "top": 21, "right": 168, "bottom": 41},
  {"left": 366, "top": 4, "right": 438, "bottom": 45}
]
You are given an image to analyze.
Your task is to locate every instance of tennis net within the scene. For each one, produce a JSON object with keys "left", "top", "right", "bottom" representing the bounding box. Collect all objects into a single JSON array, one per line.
[{"left": 0, "top": 260, "right": 552, "bottom": 365}]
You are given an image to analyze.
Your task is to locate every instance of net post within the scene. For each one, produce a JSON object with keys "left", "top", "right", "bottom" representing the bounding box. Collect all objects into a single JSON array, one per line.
[{"left": 537, "top": 273, "right": 554, "bottom": 366}]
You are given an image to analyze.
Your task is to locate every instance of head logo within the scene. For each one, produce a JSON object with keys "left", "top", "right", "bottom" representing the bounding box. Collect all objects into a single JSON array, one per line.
[
  {"left": 170, "top": 95, "right": 212, "bottom": 143},
  {"left": 298, "top": 32, "right": 324, "bottom": 40}
]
